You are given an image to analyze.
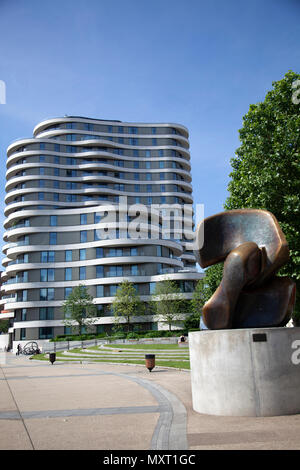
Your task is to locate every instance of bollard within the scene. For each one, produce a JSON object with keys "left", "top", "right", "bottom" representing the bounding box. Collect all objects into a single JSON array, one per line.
[
  {"left": 145, "top": 354, "right": 155, "bottom": 372},
  {"left": 49, "top": 352, "right": 56, "bottom": 365}
]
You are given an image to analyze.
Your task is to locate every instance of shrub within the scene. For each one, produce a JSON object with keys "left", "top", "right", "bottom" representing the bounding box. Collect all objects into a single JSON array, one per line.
[{"left": 126, "top": 332, "right": 140, "bottom": 339}]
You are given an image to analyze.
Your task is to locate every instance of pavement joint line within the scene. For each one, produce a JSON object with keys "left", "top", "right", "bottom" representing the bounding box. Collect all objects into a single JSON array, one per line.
[
  {"left": 0, "top": 362, "right": 35, "bottom": 450},
  {"left": 0, "top": 405, "right": 165, "bottom": 420}
]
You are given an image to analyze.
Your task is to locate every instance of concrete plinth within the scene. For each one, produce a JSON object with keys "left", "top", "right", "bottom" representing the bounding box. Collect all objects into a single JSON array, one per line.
[{"left": 189, "top": 327, "right": 300, "bottom": 417}]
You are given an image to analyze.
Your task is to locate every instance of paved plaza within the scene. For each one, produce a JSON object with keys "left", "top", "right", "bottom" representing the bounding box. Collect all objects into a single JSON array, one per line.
[{"left": 0, "top": 352, "right": 300, "bottom": 450}]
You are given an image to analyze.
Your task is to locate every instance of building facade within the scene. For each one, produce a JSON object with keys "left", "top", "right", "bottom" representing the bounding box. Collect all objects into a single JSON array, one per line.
[{"left": 1, "top": 116, "right": 203, "bottom": 347}]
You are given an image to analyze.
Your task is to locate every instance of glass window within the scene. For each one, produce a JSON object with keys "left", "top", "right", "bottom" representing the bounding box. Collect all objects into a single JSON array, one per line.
[
  {"left": 129, "top": 127, "right": 137, "bottom": 134},
  {"left": 49, "top": 232, "right": 57, "bottom": 245},
  {"left": 152, "top": 138, "right": 157, "bottom": 145},
  {"left": 79, "top": 266, "right": 86, "bottom": 280},
  {"left": 80, "top": 231, "right": 87, "bottom": 243},
  {"left": 53, "top": 193, "right": 59, "bottom": 201},
  {"left": 151, "top": 127, "right": 156, "bottom": 134},
  {"left": 54, "top": 168, "right": 59, "bottom": 176},
  {"left": 96, "top": 285, "right": 104, "bottom": 297},
  {"left": 39, "top": 167, "right": 45, "bottom": 175},
  {"left": 147, "top": 185, "right": 152, "bottom": 192},
  {"left": 65, "top": 268, "right": 72, "bottom": 281},
  {"left": 39, "top": 327, "right": 53, "bottom": 339},
  {"left": 53, "top": 181, "right": 59, "bottom": 189},
  {"left": 38, "top": 192, "right": 45, "bottom": 200},
  {"left": 146, "top": 162, "right": 151, "bottom": 169},
  {"left": 131, "top": 265, "right": 138, "bottom": 275},
  {"left": 133, "top": 150, "right": 139, "bottom": 157},
  {"left": 94, "top": 212, "right": 102, "bottom": 224},
  {"left": 134, "top": 173, "right": 139, "bottom": 180},
  {"left": 94, "top": 229, "right": 101, "bottom": 241},
  {"left": 40, "top": 269, "right": 47, "bottom": 282},
  {"left": 160, "top": 173, "right": 165, "bottom": 180},
  {"left": 39, "top": 307, "right": 54, "bottom": 320},
  {"left": 21, "top": 309, "right": 27, "bottom": 321},
  {"left": 146, "top": 173, "right": 151, "bottom": 181},
  {"left": 65, "top": 250, "right": 72, "bottom": 262},
  {"left": 109, "top": 285, "right": 118, "bottom": 296},
  {"left": 40, "top": 143, "right": 45, "bottom": 150},
  {"left": 134, "top": 161, "right": 139, "bottom": 169},
  {"left": 130, "top": 247, "right": 138, "bottom": 256},
  {"left": 50, "top": 215, "right": 57, "bottom": 226},
  {"left": 80, "top": 214, "right": 87, "bottom": 225},
  {"left": 96, "top": 247, "right": 103, "bottom": 258},
  {"left": 159, "top": 161, "right": 164, "bottom": 169},
  {"left": 64, "top": 287, "right": 72, "bottom": 299},
  {"left": 79, "top": 249, "right": 86, "bottom": 260},
  {"left": 20, "top": 328, "right": 26, "bottom": 340},
  {"left": 157, "top": 245, "right": 162, "bottom": 257},
  {"left": 96, "top": 266, "right": 104, "bottom": 278},
  {"left": 149, "top": 282, "right": 156, "bottom": 294}
]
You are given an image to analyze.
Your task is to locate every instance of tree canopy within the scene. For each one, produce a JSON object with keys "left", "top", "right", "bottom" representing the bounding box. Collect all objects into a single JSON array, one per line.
[
  {"left": 62, "top": 285, "right": 98, "bottom": 334},
  {"left": 224, "top": 71, "right": 300, "bottom": 319},
  {"left": 152, "top": 279, "right": 185, "bottom": 330},
  {"left": 112, "top": 280, "right": 145, "bottom": 332}
]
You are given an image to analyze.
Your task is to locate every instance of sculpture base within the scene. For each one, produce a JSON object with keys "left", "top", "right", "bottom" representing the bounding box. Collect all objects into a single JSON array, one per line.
[{"left": 189, "top": 328, "right": 300, "bottom": 417}]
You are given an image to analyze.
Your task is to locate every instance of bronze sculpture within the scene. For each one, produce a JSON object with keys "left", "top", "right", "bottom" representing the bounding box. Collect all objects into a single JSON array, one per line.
[{"left": 194, "top": 209, "right": 296, "bottom": 329}]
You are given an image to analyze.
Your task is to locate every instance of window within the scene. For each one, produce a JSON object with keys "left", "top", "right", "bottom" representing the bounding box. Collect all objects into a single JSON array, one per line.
[
  {"left": 159, "top": 150, "right": 164, "bottom": 157},
  {"left": 53, "top": 193, "right": 59, "bottom": 201},
  {"left": 152, "top": 138, "right": 157, "bottom": 145},
  {"left": 40, "top": 269, "right": 54, "bottom": 282},
  {"left": 129, "top": 127, "right": 138, "bottom": 134},
  {"left": 39, "top": 307, "right": 54, "bottom": 320},
  {"left": 39, "top": 167, "right": 45, "bottom": 175},
  {"left": 54, "top": 168, "right": 59, "bottom": 176},
  {"left": 133, "top": 150, "right": 139, "bottom": 157},
  {"left": 146, "top": 173, "right": 152, "bottom": 181},
  {"left": 134, "top": 161, "right": 139, "bottom": 169},
  {"left": 149, "top": 282, "right": 156, "bottom": 294},
  {"left": 131, "top": 265, "right": 138, "bottom": 275},
  {"left": 96, "top": 247, "right": 103, "bottom": 258},
  {"left": 160, "top": 184, "right": 166, "bottom": 192},
  {"left": 129, "top": 138, "right": 138, "bottom": 145},
  {"left": 80, "top": 231, "right": 87, "bottom": 243},
  {"left": 94, "top": 229, "right": 101, "bottom": 241},
  {"left": 118, "top": 126, "right": 123, "bottom": 133},
  {"left": 96, "top": 266, "right": 104, "bottom": 278},
  {"left": 80, "top": 214, "right": 87, "bottom": 225},
  {"left": 157, "top": 245, "right": 162, "bottom": 257},
  {"left": 79, "top": 266, "right": 86, "bottom": 280},
  {"left": 41, "top": 251, "right": 55, "bottom": 263},
  {"left": 65, "top": 250, "right": 72, "bottom": 262},
  {"left": 40, "top": 288, "right": 54, "bottom": 301},
  {"left": 50, "top": 215, "right": 57, "bottom": 226},
  {"left": 130, "top": 247, "right": 138, "bottom": 256},
  {"left": 38, "top": 192, "right": 45, "bottom": 200},
  {"left": 39, "top": 327, "right": 53, "bottom": 339},
  {"left": 94, "top": 212, "right": 102, "bottom": 224},
  {"left": 147, "top": 196, "right": 152, "bottom": 204},
  {"left": 159, "top": 161, "right": 164, "bottom": 169},
  {"left": 40, "top": 143, "right": 45, "bottom": 150},
  {"left": 134, "top": 173, "right": 139, "bottom": 181},
  {"left": 64, "top": 287, "right": 72, "bottom": 299},
  {"left": 146, "top": 162, "right": 151, "bottom": 169},
  {"left": 21, "top": 309, "right": 27, "bottom": 321},
  {"left": 161, "top": 196, "right": 166, "bottom": 203},
  {"left": 147, "top": 185, "right": 152, "bottom": 192},
  {"left": 96, "top": 285, "right": 104, "bottom": 297},
  {"left": 53, "top": 181, "right": 59, "bottom": 189},
  {"left": 55, "top": 144, "right": 60, "bottom": 152},
  {"left": 108, "top": 266, "right": 123, "bottom": 277},
  {"left": 79, "top": 249, "right": 86, "bottom": 261},
  {"left": 145, "top": 150, "right": 151, "bottom": 157},
  {"left": 151, "top": 127, "right": 156, "bottom": 134},
  {"left": 109, "top": 285, "right": 118, "bottom": 296},
  {"left": 160, "top": 173, "right": 165, "bottom": 180},
  {"left": 134, "top": 184, "right": 139, "bottom": 192},
  {"left": 20, "top": 328, "right": 26, "bottom": 340},
  {"left": 49, "top": 232, "right": 57, "bottom": 245},
  {"left": 54, "top": 156, "right": 60, "bottom": 164},
  {"left": 65, "top": 268, "right": 72, "bottom": 281}
]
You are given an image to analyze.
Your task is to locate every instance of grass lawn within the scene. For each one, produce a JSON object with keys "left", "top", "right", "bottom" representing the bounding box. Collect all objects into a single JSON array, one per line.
[{"left": 31, "top": 342, "right": 190, "bottom": 369}]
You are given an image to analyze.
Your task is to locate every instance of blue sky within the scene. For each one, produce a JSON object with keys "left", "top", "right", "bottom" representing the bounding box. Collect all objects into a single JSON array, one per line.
[{"left": 0, "top": 0, "right": 299, "bottom": 250}]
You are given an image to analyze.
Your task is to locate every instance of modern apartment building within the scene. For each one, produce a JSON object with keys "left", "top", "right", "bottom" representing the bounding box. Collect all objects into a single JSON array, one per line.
[{"left": 1, "top": 116, "right": 203, "bottom": 347}]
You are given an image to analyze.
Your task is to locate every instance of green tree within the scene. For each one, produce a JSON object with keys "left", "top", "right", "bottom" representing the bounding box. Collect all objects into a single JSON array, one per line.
[
  {"left": 112, "top": 280, "right": 145, "bottom": 332},
  {"left": 62, "top": 285, "right": 98, "bottom": 335},
  {"left": 224, "top": 71, "right": 300, "bottom": 321},
  {"left": 152, "top": 279, "right": 185, "bottom": 331},
  {"left": 0, "top": 319, "right": 10, "bottom": 334}
]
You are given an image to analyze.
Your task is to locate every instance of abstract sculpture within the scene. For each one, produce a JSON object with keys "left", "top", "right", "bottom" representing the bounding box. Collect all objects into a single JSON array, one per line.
[{"left": 194, "top": 209, "right": 296, "bottom": 329}]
